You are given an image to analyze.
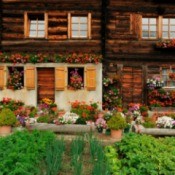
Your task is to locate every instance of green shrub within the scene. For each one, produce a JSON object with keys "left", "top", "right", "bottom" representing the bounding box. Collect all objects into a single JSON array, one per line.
[
  {"left": 107, "top": 112, "right": 127, "bottom": 130},
  {"left": 0, "top": 108, "right": 17, "bottom": 126}
]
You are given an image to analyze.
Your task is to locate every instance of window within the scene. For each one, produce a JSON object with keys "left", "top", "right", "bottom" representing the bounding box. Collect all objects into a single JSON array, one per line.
[
  {"left": 68, "top": 67, "right": 84, "bottom": 90},
  {"left": 68, "top": 13, "right": 91, "bottom": 39},
  {"left": 7, "top": 67, "right": 24, "bottom": 90},
  {"left": 24, "top": 12, "right": 48, "bottom": 38},
  {"left": 161, "top": 67, "right": 175, "bottom": 87},
  {"left": 162, "top": 18, "right": 175, "bottom": 39},
  {"left": 142, "top": 18, "right": 157, "bottom": 39}
]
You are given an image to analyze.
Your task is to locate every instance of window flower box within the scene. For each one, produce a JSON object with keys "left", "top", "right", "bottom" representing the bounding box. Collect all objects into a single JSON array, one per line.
[
  {"left": 169, "top": 72, "right": 175, "bottom": 80},
  {"left": 155, "top": 39, "right": 175, "bottom": 51}
]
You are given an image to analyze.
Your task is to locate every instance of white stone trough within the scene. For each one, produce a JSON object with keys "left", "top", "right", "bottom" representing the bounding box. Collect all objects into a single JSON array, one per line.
[
  {"left": 30, "top": 123, "right": 96, "bottom": 133},
  {"left": 140, "top": 128, "right": 175, "bottom": 136}
]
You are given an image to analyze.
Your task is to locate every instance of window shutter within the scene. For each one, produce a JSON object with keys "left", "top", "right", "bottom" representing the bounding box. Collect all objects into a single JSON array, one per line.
[
  {"left": 131, "top": 13, "right": 142, "bottom": 39},
  {"left": 55, "top": 67, "right": 66, "bottom": 91},
  {"left": 26, "top": 67, "right": 35, "bottom": 90},
  {"left": 86, "top": 67, "right": 96, "bottom": 91},
  {"left": 0, "top": 66, "right": 5, "bottom": 89}
]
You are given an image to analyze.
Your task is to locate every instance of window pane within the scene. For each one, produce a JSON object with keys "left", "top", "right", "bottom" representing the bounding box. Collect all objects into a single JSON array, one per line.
[
  {"left": 80, "top": 31, "right": 87, "bottom": 37},
  {"left": 163, "top": 31, "right": 168, "bottom": 38},
  {"left": 80, "top": 24, "right": 87, "bottom": 30},
  {"left": 72, "top": 17, "right": 79, "bottom": 23},
  {"left": 163, "top": 18, "right": 168, "bottom": 24},
  {"left": 38, "top": 31, "right": 45, "bottom": 37},
  {"left": 142, "top": 31, "right": 149, "bottom": 38},
  {"left": 142, "top": 18, "right": 148, "bottom": 24},
  {"left": 30, "top": 23, "right": 36, "bottom": 30},
  {"left": 170, "top": 26, "right": 175, "bottom": 31},
  {"left": 150, "top": 31, "right": 156, "bottom": 38},
  {"left": 163, "top": 26, "right": 168, "bottom": 31},
  {"left": 80, "top": 17, "right": 87, "bottom": 23},
  {"left": 72, "top": 31, "right": 78, "bottom": 37},
  {"left": 150, "top": 25, "right": 156, "bottom": 31},
  {"left": 38, "top": 20, "right": 44, "bottom": 24},
  {"left": 38, "top": 24, "right": 45, "bottom": 30},
  {"left": 72, "top": 24, "right": 78, "bottom": 30},
  {"left": 170, "top": 32, "right": 175, "bottom": 38},
  {"left": 170, "top": 19, "right": 175, "bottom": 24},
  {"left": 29, "top": 31, "right": 37, "bottom": 37},
  {"left": 142, "top": 25, "right": 148, "bottom": 31},
  {"left": 150, "top": 18, "right": 156, "bottom": 24}
]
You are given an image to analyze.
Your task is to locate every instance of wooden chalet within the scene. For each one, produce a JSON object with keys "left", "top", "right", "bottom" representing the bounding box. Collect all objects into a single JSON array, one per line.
[{"left": 0, "top": 0, "right": 175, "bottom": 108}]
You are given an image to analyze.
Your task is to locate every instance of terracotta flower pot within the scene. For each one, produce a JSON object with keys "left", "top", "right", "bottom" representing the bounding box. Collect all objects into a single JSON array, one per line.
[
  {"left": 0, "top": 126, "right": 12, "bottom": 136},
  {"left": 110, "top": 129, "right": 123, "bottom": 140}
]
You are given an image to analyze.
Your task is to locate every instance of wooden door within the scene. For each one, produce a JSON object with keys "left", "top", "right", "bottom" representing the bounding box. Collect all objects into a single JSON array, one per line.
[
  {"left": 122, "top": 66, "right": 143, "bottom": 107},
  {"left": 37, "top": 68, "right": 55, "bottom": 103}
]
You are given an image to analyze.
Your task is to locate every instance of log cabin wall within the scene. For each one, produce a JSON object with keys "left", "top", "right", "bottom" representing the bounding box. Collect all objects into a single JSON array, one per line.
[
  {"left": 105, "top": 0, "right": 175, "bottom": 106},
  {"left": 1, "top": 0, "right": 102, "bottom": 54}
]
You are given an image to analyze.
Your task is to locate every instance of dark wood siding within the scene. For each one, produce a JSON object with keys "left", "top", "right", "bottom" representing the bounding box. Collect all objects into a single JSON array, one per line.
[{"left": 1, "top": 0, "right": 102, "bottom": 54}]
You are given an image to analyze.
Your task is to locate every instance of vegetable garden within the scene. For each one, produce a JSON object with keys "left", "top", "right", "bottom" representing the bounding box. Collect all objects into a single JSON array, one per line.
[{"left": 0, "top": 131, "right": 175, "bottom": 175}]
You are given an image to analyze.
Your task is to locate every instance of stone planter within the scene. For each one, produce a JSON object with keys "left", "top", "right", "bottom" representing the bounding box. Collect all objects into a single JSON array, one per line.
[
  {"left": 139, "top": 127, "right": 175, "bottom": 136},
  {"left": 0, "top": 126, "right": 12, "bottom": 136},
  {"left": 110, "top": 129, "right": 122, "bottom": 139}
]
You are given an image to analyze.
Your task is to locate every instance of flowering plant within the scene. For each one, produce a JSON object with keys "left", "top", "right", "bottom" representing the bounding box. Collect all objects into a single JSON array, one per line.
[
  {"left": 0, "top": 98, "right": 24, "bottom": 111},
  {"left": 103, "top": 77, "right": 113, "bottom": 87},
  {"left": 169, "top": 72, "right": 175, "bottom": 80},
  {"left": 0, "top": 52, "right": 102, "bottom": 64},
  {"left": 95, "top": 117, "right": 107, "bottom": 129},
  {"left": 70, "top": 101, "right": 99, "bottom": 121},
  {"left": 156, "top": 116, "right": 175, "bottom": 129},
  {"left": 146, "top": 77, "right": 164, "bottom": 90},
  {"left": 38, "top": 98, "right": 57, "bottom": 114},
  {"left": 58, "top": 112, "right": 79, "bottom": 124},
  {"left": 7, "top": 68, "right": 24, "bottom": 90},
  {"left": 66, "top": 53, "right": 102, "bottom": 64},
  {"left": 68, "top": 68, "right": 83, "bottom": 90},
  {"left": 156, "top": 39, "right": 175, "bottom": 49},
  {"left": 148, "top": 89, "right": 175, "bottom": 107}
]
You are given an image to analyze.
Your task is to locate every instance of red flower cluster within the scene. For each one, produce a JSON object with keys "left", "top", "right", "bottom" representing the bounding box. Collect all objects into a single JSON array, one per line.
[
  {"left": 0, "top": 52, "right": 102, "bottom": 64},
  {"left": 156, "top": 39, "right": 175, "bottom": 49},
  {"left": 148, "top": 89, "right": 175, "bottom": 107}
]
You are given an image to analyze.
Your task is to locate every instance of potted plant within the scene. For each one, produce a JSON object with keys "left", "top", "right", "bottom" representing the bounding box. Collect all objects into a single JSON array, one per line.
[
  {"left": 0, "top": 108, "right": 17, "bottom": 136},
  {"left": 107, "top": 112, "right": 127, "bottom": 139}
]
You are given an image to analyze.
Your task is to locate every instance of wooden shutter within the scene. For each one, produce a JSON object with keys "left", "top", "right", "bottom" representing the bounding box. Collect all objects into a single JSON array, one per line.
[
  {"left": 26, "top": 67, "right": 35, "bottom": 90},
  {"left": 55, "top": 67, "right": 66, "bottom": 91},
  {"left": 0, "top": 66, "right": 5, "bottom": 90},
  {"left": 86, "top": 67, "right": 96, "bottom": 91},
  {"left": 130, "top": 13, "right": 142, "bottom": 39}
]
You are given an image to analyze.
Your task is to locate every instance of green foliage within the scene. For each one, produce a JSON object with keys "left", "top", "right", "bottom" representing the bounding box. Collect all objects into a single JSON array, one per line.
[
  {"left": 143, "top": 117, "right": 156, "bottom": 128},
  {"left": 70, "top": 137, "right": 85, "bottom": 175},
  {"left": 104, "top": 145, "right": 121, "bottom": 175},
  {"left": 107, "top": 112, "right": 127, "bottom": 130},
  {"left": 0, "top": 108, "right": 17, "bottom": 126},
  {"left": 0, "top": 98, "right": 24, "bottom": 111},
  {"left": 45, "top": 138, "right": 65, "bottom": 175},
  {"left": 0, "top": 130, "right": 55, "bottom": 175},
  {"left": 89, "top": 137, "right": 108, "bottom": 175},
  {"left": 37, "top": 115, "right": 50, "bottom": 123},
  {"left": 115, "top": 133, "right": 175, "bottom": 175}
]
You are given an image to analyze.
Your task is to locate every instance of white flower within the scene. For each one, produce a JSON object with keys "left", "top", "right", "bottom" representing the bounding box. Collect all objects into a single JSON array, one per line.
[
  {"left": 156, "top": 116, "right": 174, "bottom": 128},
  {"left": 60, "top": 112, "right": 79, "bottom": 124}
]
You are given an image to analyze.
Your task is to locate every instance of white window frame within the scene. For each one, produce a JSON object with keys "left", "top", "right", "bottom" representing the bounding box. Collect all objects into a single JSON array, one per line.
[{"left": 24, "top": 12, "right": 48, "bottom": 39}]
